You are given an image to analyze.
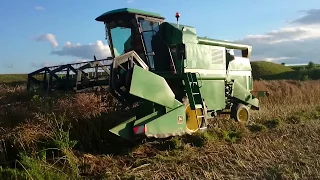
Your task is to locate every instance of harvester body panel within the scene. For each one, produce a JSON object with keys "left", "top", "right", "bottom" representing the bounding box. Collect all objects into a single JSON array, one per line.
[
  {"left": 233, "top": 81, "right": 258, "bottom": 105},
  {"left": 183, "top": 42, "right": 228, "bottom": 111},
  {"left": 134, "top": 105, "right": 188, "bottom": 138},
  {"left": 129, "top": 65, "right": 182, "bottom": 109}
]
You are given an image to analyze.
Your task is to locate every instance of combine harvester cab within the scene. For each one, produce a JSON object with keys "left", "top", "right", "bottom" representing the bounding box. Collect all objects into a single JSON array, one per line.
[
  {"left": 27, "top": 8, "right": 263, "bottom": 142},
  {"left": 93, "top": 8, "right": 262, "bottom": 141}
]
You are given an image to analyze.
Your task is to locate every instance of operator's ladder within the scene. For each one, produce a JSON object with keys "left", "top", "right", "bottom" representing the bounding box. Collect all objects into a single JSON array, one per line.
[{"left": 183, "top": 73, "right": 207, "bottom": 130}]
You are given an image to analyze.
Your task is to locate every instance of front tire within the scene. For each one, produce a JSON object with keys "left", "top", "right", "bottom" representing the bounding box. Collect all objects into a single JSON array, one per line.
[
  {"left": 182, "top": 96, "right": 208, "bottom": 133},
  {"left": 231, "top": 103, "right": 250, "bottom": 124}
]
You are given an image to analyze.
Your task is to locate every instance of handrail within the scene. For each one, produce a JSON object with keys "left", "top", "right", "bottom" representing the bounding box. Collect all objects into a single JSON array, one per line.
[{"left": 196, "top": 72, "right": 203, "bottom": 88}]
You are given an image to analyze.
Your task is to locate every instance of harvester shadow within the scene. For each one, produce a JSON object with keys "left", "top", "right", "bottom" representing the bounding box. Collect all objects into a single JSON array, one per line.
[
  {"left": 69, "top": 110, "right": 185, "bottom": 157},
  {"left": 69, "top": 108, "right": 140, "bottom": 156}
]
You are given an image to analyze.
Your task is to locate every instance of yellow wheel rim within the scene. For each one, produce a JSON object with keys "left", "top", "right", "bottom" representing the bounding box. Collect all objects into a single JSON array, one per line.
[
  {"left": 238, "top": 108, "right": 248, "bottom": 122},
  {"left": 185, "top": 104, "right": 203, "bottom": 132}
]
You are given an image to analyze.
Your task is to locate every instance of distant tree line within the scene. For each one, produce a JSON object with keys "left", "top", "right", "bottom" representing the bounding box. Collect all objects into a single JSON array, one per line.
[{"left": 281, "top": 61, "right": 317, "bottom": 70}]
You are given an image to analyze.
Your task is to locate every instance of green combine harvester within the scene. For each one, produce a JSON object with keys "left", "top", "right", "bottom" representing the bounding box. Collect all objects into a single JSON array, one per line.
[
  {"left": 28, "top": 8, "right": 264, "bottom": 141},
  {"left": 95, "top": 8, "right": 262, "bottom": 141}
]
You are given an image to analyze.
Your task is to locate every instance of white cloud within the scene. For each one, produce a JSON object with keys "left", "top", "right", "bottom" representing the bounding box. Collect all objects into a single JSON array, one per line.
[
  {"left": 31, "top": 59, "right": 91, "bottom": 68},
  {"left": 35, "top": 6, "right": 45, "bottom": 11},
  {"left": 264, "top": 57, "right": 293, "bottom": 62},
  {"left": 51, "top": 40, "right": 111, "bottom": 60},
  {"left": 32, "top": 62, "right": 57, "bottom": 68},
  {"left": 240, "top": 25, "right": 320, "bottom": 44},
  {"left": 126, "top": 0, "right": 134, "bottom": 3},
  {"left": 32, "top": 33, "right": 58, "bottom": 48},
  {"left": 71, "top": 59, "right": 88, "bottom": 64},
  {"left": 235, "top": 9, "right": 320, "bottom": 64},
  {"left": 31, "top": 58, "right": 113, "bottom": 70}
]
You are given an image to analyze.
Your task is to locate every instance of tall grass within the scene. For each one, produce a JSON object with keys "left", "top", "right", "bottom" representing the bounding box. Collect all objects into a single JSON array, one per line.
[{"left": 252, "top": 80, "right": 320, "bottom": 121}]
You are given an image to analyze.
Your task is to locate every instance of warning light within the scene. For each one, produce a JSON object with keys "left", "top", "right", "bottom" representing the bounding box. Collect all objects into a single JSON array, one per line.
[
  {"left": 175, "top": 12, "right": 180, "bottom": 28},
  {"left": 175, "top": 12, "right": 180, "bottom": 19}
]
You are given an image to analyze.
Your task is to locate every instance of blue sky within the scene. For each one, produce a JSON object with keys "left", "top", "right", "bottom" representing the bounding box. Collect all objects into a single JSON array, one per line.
[{"left": 1, "top": 0, "right": 320, "bottom": 74}]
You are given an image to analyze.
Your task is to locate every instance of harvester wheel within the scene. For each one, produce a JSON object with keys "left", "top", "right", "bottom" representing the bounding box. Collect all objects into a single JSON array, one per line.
[
  {"left": 231, "top": 103, "right": 250, "bottom": 124},
  {"left": 185, "top": 104, "right": 205, "bottom": 133}
]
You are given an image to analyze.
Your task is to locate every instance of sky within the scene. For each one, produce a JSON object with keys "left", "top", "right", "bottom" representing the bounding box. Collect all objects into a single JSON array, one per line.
[{"left": 1, "top": 0, "right": 320, "bottom": 74}]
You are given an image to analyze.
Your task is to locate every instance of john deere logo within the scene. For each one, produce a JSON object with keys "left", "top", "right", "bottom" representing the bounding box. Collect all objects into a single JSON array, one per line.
[{"left": 177, "top": 115, "right": 183, "bottom": 124}]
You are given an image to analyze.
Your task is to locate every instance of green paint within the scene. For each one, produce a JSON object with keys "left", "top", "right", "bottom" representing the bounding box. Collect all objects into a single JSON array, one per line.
[
  {"left": 96, "top": 8, "right": 164, "bottom": 21},
  {"left": 197, "top": 37, "right": 252, "bottom": 58},
  {"left": 184, "top": 43, "right": 226, "bottom": 70},
  {"left": 109, "top": 102, "right": 163, "bottom": 141},
  {"left": 109, "top": 103, "right": 187, "bottom": 140},
  {"left": 200, "top": 80, "right": 226, "bottom": 111},
  {"left": 232, "top": 81, "right": 259, "bottom": 108},
  {"left": 228, "top": 57, "right": 252, "bottom": 71},
  {"left": 109, "top": 116, "right": 137, "bottom": 141},
  {"left": 198, "top": 37, "right": 251, "bottom": 51},
  {"left": 142, "top": 105, "right": 187, "bottom": 138},
  {"left": 93, "top": 8, "right": 261, "bottom": 140},
  {"left": 129, "top": 65, "right": 182, "bottom": 109},
  {"left": 183, "top": 73, "right": 204, "bottom": 110}
]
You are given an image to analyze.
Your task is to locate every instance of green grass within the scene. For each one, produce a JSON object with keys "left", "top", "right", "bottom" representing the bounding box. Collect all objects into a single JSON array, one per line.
[
  {"left": 251, "top": 61, "right": 294, "bottom": 79},
  {"left": 0, "top": 74, "right": 27, "bottom": 85},
  {"left": 251, "top": 61, "right": 320, "bottom": 80}
]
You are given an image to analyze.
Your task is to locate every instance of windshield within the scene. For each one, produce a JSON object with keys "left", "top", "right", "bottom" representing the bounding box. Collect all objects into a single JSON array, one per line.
[
  {"left": 109, "top": 27, "right": 131, "bottom": 57},
  {"left": 105, "top": 19, "right": 133, "bottom": 58}
]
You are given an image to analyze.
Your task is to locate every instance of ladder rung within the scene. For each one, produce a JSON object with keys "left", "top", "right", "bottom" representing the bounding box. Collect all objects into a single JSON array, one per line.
[{"left": 192, "top": 93, "right": 200, "bottom": 95}]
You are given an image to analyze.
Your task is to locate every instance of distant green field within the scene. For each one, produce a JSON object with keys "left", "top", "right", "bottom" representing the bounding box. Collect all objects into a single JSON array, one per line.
[
  {"left": 0, "top": 74, "right": 27, "bottom": 85},
  {"left": 251, "top": 61, "right": 320, "bottom": 80},
  {"left": 250, "top": 61, "right": 294, "bottom": 79}
]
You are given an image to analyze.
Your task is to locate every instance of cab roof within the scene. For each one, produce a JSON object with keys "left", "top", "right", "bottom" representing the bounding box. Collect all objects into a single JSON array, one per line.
[{"left": 95, "top": 8, "right": 165, "bottom": 22}]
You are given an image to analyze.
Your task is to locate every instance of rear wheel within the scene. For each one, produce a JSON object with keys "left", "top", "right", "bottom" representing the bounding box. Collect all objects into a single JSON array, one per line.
[{"left": 231, "top": 103, "right": 250, "bottom": 124}]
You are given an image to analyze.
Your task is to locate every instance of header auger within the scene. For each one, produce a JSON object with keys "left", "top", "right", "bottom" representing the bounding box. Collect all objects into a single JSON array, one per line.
[{"left": 28, "top": 8, "right": 265, "bottom": 141}]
